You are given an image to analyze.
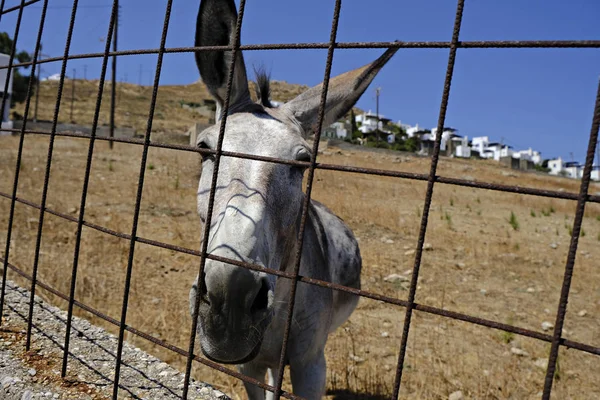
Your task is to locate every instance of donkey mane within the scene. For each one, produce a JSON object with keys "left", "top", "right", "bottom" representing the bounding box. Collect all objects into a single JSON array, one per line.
[{"left": 253, "top": 65, "right": 273, "bottom": 108}]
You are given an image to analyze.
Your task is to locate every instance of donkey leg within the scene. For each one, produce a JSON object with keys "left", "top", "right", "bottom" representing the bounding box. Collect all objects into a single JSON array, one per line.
[
  {"left": 239, "top": 363, "right": 267, "bottom": 400},
  {"left": 289, "top": 350, "right": 326, "bottom": 399}
]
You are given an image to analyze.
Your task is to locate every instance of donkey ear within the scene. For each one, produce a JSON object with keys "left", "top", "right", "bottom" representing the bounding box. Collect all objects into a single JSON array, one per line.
[
  {"left": 195, "top": 0, "right": 251, "bottom": 117},
  {"left": 282, "top": 47, "right": 398, "bottom": 136}
]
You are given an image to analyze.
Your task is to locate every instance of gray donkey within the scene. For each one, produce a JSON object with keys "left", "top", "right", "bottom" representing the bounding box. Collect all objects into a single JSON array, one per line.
[{"left": 189, "top": 0, "right": 397, "bottom": 398}]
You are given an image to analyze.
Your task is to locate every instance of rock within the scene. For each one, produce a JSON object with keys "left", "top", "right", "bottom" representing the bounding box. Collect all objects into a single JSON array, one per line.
[
  {"left": 384, "top": 274, "right": 409, "bottom": 283},
  {"left": 541, "top": 321, "right": 554, "bottom": 331},
  {"left": 1, "top": 376, "right": 14, "bottom": 388},
  {"left": 455, "top": 262, "right": 465, "bottom": 269},
  {"left": 28, "top": 368, "right": 36, "bottom": 376},
  {"left": 381, "top": 331, "right": 390, "bottom": 338},
  {"left": 423, "top": 243, "right": 433, "bottom": 251},
  {"left": 511, "top": 347, "right": 529, "bottom": 357},
  {"left": 383, "top": 321, "right": 392, "bottom": 328},
  {"left": 404, "top": 249, "right": 415, "bottom": 256},
  {"left": 550, "top": 243, "right": 558, "bottom": 249},
  {"left": 68, "top": 207, "right": 78, "bottom": 214},
  {"left": 403, "top": 269, "right": 413, "bottom": 275},
  {"left": 449, "top": 390, "right": 464, "bottom": 400},
  {"left": 21, "top": 391, "right": 34, "bottom": 400},
  {"left": 480, "top": 289, "right": 487, "bottom": 295},
  {"left": 578, "top": 310, "right": 587, "bottom": 317},
  {"left": 534, "top": 358, "right": 548, "bottom": 369},
  {"left": 349, "top": 353, "right": 365, "bottom": 363},
  {"left": 526, "top": 287, "right": 536, "bottom": 293},
  {"left": 385, "top": 239, "right": 395, "bottom": 244}
]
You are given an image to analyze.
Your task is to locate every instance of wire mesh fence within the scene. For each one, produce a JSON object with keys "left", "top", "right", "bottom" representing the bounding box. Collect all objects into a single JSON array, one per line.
[{"left": 0, "top": 0, "right": 599, "bottom": 399}]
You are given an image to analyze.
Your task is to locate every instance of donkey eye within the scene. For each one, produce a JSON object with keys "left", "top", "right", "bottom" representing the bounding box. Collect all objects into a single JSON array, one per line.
[{"left": 295, "top": 149, "right": 312, "bottom": 164}]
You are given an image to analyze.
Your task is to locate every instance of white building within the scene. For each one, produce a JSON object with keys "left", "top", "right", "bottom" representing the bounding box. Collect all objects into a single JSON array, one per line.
[
  {"left": 548, "top": 158, "right": 563, "bottom": 176},
  {"left": 355, "top": 110, "right": 390, "bottom": 134},
  {"left": 471, "top": 136, "right": 490, "bottom": 155},
  {"left": 513, "top": 148, "right": 542, "bottom": 165},
  {"left": 482, "top": 142, "right": 513, "bottom": 161},
  {"left": 398, "top": 121, "right": 422, "bottom": 138},
  {"left": 322, "top": 121, "right": 349, "bottom": 139},
  {"left": 564, "top": 162, "right": 582, "bottom": 179},
  {"left": 430, "top": 127, "right": 459, "bottom": 152},
  {"left": 592, "top": 166, "right": 600, "bottom": 181},
  {"left": 453, "top": 136, "right": 471, "bottom": 158},
  {"left": 0, "top": 53, "right": 14, "bottom": 132}
]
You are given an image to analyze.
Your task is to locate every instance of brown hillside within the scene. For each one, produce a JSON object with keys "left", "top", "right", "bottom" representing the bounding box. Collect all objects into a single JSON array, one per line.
[{"left": 11, "top": 78, "right": 360, "bottom": 135}]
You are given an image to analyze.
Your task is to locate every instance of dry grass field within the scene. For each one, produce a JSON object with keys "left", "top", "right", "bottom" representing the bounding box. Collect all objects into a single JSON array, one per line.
[
  {"left": 1, "top": 134, "right": 600, "bottom": 399},
  {"left": 10, "top": 79, "right": 322, "bottom": 134}
]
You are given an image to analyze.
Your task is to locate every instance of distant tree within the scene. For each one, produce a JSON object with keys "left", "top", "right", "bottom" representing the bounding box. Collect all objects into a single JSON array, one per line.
[
  {"left": 534, "top": 164, "right": 551, "bottom": 173},
  {"left": 0, "top": 32, "right": 36, "bottom": 106}
]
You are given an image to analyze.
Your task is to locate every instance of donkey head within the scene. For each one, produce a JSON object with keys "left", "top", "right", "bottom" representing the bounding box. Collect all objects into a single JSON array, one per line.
[{"left": 189, "top": 0, "right": 397, "bottom": 364}]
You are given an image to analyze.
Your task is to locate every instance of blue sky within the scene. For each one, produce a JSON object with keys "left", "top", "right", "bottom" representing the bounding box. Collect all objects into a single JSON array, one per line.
[{"left": 1, "top": 0, "right": 599, "bottom": 163}]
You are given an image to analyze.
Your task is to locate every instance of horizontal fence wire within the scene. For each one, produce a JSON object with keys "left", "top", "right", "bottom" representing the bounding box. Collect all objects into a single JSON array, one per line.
[
  {"left": 2, "top": 40, "right": 600, "bottom": 71},
  {"left": 1, "top": 189, "right": 600, "bottom": 360},
  {"left": 1, "top": 0, "right": 599, "bottom": 399},
  {"left": 2, "top": 127, "right": 600, "bottom": 204},
  {"left": 0, "top": 257, "right": 301, "bottom": 400}
]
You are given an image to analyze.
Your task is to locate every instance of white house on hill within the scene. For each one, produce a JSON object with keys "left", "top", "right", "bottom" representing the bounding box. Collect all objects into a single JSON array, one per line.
[
  {"left": 355, "top": 110, "right": 391, "bottom": 134},
  {"left": 513, "top": 148, "right": 542, "bottom": 165},
  {"left": 592, "top": 166, "right": 600, "bottom": 181},
  {"left": 548, "top": 157, "right": 564, "bottom": 176},
  {"left": 398, "top": 121, "right": 422, "bottom": 138},
  {"left": 471, "top": 136, "right": 490, "bottom": 156},
  {"left": 0, "top": 53, "right": 14, "bottom": 132},
  {"left": 564, "top": 162, "right": 582, "bottom": 179},
  {"left": 322, "top": 121, "right": 350, "bottom": 139}
]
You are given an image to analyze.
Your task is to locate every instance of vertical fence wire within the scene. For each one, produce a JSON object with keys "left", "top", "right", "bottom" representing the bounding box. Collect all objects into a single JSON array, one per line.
[
  {"left": 272, "top": 0, "right": 343, "bottom": 398},
  {"left": 391, "top": 0, "right": 465, "bottom": 397},
  {"left": 29, "top": 0, "right": 80, "bottom": 352},
  {"left": 22, "top": 0, "right": 51, "bottom": 350},
  {"left": 0, "top": 0, "right": 28, "bottom": 327},
  {"left": 109, "top": 0, "right": 118, "bottom": 150},
  {"left": 111, "top": 1, "right": 173, "bottom": 398},
  {"left": 541, "top": 78, "right": 600, "bottom": 399},
  {"left": 182, "top": 0, "right": 249, "bottom": 397},
  {"left": 61, "top": 0, "right": 119, "bottom": 378},
  {"left": 23, "top": 0, "right": 75, "bottom": 369},
  {"left": 0, "top": 0, "right": 599, "bottom": 399}
]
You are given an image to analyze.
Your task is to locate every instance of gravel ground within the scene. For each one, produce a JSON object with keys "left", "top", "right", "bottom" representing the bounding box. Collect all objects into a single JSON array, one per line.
[{"left": 0, "top": 279, "right": 229, "bottom": 400}]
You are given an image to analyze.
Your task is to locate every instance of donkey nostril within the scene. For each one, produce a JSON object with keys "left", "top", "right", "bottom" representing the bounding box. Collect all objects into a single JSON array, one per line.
[
  {"left": 250, "top": 279, "right": 270, "bottom": 314},
  {"left": 199, "top": 271, "right": 210, "bottom": 305}
]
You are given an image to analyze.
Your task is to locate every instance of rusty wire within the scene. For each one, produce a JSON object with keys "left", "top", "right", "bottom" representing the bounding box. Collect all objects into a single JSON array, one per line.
[
  {"left": 393, "top": 0, "right": 465, "bottom": 396},
  {"left": 0, "top": 0, "right": 599, "bottom": 399}
]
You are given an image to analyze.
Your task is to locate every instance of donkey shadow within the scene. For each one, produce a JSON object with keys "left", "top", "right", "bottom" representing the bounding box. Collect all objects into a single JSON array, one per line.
[{"left": 326, "top": 388, "right": 390, "bottom": 400}]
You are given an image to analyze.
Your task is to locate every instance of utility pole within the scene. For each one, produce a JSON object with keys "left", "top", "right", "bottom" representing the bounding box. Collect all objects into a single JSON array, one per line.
[
  {"left": 375, "top": 87, "right": 381, "bottom": 145},
  {"left": 83, "top": 64, "right": 87, "bottom": 80},
  {"left": 33, "top": 44, "right": 51, "bottom": 123},
  {"left": 138, "top": 64, "right": 142, "bottom": 86},
  {"left": 70, "top": 68, "right": 76, "bottom": 122},
  {"left": 110, "top": 0, "right": 119, "bottom": 150}
]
